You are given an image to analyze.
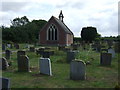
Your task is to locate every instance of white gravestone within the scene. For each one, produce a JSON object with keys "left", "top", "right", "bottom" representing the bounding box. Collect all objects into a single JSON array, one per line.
[
  {"left": 108, "top": 48, "right": 115, "bottom": 58},
  {"left": 39, "top": 58, "right": 52, "bottom": 76},
  {"left": 70, "top": 60, "right": 86, "bottom": 80}
]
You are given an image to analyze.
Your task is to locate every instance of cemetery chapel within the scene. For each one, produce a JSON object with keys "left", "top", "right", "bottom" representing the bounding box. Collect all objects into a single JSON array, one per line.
[{"left": 39, "top": 10, "right": 74, "bottom": 46}]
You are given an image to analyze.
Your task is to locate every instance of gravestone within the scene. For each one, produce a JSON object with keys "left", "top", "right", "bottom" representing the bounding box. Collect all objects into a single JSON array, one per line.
[
  {"left": 107, "top": 40, "right": 113, "bottom": 47},
  {"left": 7, "top": 44, "right": 11, "bottom": 48},
  {"left": 17, "top": 51, "right": 26, "bottom": 60},
  {"left": 42, "top": 51, "right": 51, "bottom": 58},
  {"left": 58, "top": 46, "right": 65, "bottom": 51},
  {"left": 18, "top": 55, "right": 30, "bottom": 72},
  {"left": 16, "top": 44, "right": 19, "bottom": 49},
  {"left": 17, "top": 51, "right": 26, "bottom": 71},
  {"left": 29, "top": 47, "right": 35, "bottom": 52},
  {"left": 72, "top": 44, "right": 79, "bottom": 50},
  {"left": 70, "top": 60, "right": 86, "bottom": 80},
  {"left": 2, "top": 44, "right": 6, "bottom": 51},
  {"left": 39, "top": 58, "right": 52, "bottom": 76},
  {"left": 0, "top": 77, "right": 10, "bottom": 89},
  {"left": 2, "top": 57, "right": 9, "bottom": 70},
  {"left": 5, "top": 50, "right": 11, "bottom": 60},
  {"left": 100, "top": 53, "right": 112, "bottom": 66},
  {"left": 114, "top": 42, "right": 120, "bottom": 53},
  {"left": 108, "top": 48, "right": 115, "bottom": 58},
  {"left": 67, "top": 51, "right": 79, "bottom": 63}
]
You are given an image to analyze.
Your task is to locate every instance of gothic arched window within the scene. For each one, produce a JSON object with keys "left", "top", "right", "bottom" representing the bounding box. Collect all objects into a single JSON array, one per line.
[{"left": 47, "top": 24, "right": 58, "bottom": 40}]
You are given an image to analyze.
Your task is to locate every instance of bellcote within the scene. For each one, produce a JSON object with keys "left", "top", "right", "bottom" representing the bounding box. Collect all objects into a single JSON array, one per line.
[{"left": 59, "top": 10, "right": 64, "bottom": 22}]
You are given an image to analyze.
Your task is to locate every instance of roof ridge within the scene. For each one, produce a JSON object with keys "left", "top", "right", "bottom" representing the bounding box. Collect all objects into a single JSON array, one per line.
[{"left": 52, "top": 16, "right": 73, "bottom": 35}]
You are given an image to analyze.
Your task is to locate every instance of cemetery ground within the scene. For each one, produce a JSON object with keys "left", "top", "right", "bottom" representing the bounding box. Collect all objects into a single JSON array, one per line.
[{"left": 2, "top": 44, "right": 119, "bottom": 88}]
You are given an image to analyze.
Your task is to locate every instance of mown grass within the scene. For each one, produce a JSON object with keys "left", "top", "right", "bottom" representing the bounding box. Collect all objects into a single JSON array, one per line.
[{"left": 2, "top": 44, "right": 119, "bottom": 88}]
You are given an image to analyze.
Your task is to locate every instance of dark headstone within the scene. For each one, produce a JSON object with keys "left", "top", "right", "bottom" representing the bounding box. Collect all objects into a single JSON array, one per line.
[
  {"left": 72, "top": 44, "right": 78, "bottom": 50},
  {"left": 100, "top": 53, "right": 112, "bottom": 66},
  {"left": 17, "top": 51, "right": 26, "bottom": 71},
  {"left": 0, "top": 77, "right": 10, "bottom": 89},
  {"left": 114, "top": 42, "right": 120, "bottom": 53},
  {"left": 16, "top": 44, "right": 19, "bottom": 49},
  {"left": 42, "top": 51, "right": 51, "bottom": 58},
  {"left": 67, "top": 51, "right": 79, "bottom": 63},
  {"left": 29, "top": 47, "right": 35, "bottom": 52},
  {"left": 2, "top": 44, "right": 6, "bottom": 51},
  {"left": 5, "top": 50, "right": 11, "bottom": 60},
  {"left": 2, "top": 57, "right": 9, "bottom": 70},
  {"left": 70, "top": 60, "right": 86, "bottom": 80},
  {"left": 18, "top": 55, "right": 30, "bottom": 72},
  {"left": 39, "top": 58, "right": 52, "bottom": 76}
]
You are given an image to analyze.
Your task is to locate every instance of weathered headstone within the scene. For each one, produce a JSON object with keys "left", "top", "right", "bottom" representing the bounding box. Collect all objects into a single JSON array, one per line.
[
  {"left": 42, "top": 51, "right": 51, "bottom": 58},
  {"left": 17, "top": 51, "right": 26, "bottom": 60},
  {"left": 0, "top": 77, "right": 10, "bottom": 89},
  {"left": 114, "top": 42, "right": 120, "bottom": 53},
  {"left": 67, "top": 51, "right": 78, "bottom": 63},
  {"left": 29, "top": 47, "right": 35, "bottom": 52},
  {"left": 108, "top": 48, "right": 115, "bottom": 58},
  {"left": 16, "top": 44, "right": 19, "bottom": 49},
  {"left": 70, "top": 60, "right": 86, "bottom": 80},
  {"left": 107, "top": 40, "right": 113, "bottom": 47},
  {"left": 39, "top": 58, "right": 52, "bottom": 76},
  {"left": 7, "top": 44, "right": 11, "bottom": 48},
  {"left": 5, "top": 50, "right": 11, "bottom": 60},
  {"left": 2, "top": 44, "right": 6, "bottom": 51},
  {"left": 18, "top": 55, "right": 30, "bottom": 72},
  {"left": 17, "top": 51, "right": 26, "bottom": 72},
  {"left": 100, "top": 53, "right": 112, "bottom": 66},
  {"left": 2, "top": 57, "right": 9, "bottom": 70},
  {"left": 72, "top": 44, "right": 78, "bottom": 50}
]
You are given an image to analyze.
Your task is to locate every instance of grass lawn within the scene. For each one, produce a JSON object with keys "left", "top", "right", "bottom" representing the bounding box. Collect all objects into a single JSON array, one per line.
[{"left": 2, "top": 44, "right": 119, "bottom": 88}]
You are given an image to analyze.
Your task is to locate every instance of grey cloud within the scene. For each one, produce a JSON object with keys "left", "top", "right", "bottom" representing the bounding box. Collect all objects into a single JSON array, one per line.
[
  {"left": 2, "top": 2, "right": 28, "bottom": 12},
  {"left": 56, "top": 1, "right": 85, "bottom": 9}
]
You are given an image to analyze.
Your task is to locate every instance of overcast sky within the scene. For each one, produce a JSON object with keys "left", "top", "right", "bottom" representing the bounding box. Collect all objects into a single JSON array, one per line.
[{"left": 0, "top": 0, "right": 119, "bottom": 37}]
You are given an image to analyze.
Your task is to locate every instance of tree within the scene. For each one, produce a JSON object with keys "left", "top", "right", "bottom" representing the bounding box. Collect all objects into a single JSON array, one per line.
[
  {"left": 11, "top": 16, "right": 29, "bottom": 27},
  {"left": 81, "top": 26, "right": 97, "bottom": 42}
]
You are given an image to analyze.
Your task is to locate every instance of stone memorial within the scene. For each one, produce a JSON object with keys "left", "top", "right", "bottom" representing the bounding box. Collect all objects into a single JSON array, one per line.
[
  {"left": 39, "top": 58, "right": 52, "bottom": 76},
  {"left": 108, "top": 48, "right": 115, "bottom": 58},
  {"left": 70, "top": 60, "right": 86, "bottom": 80},
  {"left": 18, "top": 55, "right": 30, "bottom": 72},
  {"left": 67, "top": 51, "right": 78, "bottom": 63},
  {"left": 42, "top": 51, "right": 51, "bottom": 58},
  {"left": 5, "top": 50, "right": 11, "bottom": 60},
  {"left": 29, "top": 47, "right": 35, "bottom": 52},
  {"left": 100, "top": 53, "right": 112, "bottom": 66},
  {"left": 2, "top": 44, "right": 6, "bottom": 51},
  {"left": 0, "top": 77, "right": 10, "bottom": 89},
  {"left": 2, "top": 57, "right": 9, "bottom": 70}
]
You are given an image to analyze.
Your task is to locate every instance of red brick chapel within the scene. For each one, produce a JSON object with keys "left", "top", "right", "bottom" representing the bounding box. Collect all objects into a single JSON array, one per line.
[{"left": 39, "top": 10, "right": 74, "bottom": 46}]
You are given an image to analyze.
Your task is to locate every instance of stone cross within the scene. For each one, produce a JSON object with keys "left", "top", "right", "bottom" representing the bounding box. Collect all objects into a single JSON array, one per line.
[{"left": 39, "top": 58, "right": 52, "bottom": 76}]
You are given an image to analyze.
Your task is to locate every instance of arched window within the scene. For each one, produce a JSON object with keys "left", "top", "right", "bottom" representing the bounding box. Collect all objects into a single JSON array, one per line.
[{"left": 47, "top": 24, "right": 58, "bottom": 40}]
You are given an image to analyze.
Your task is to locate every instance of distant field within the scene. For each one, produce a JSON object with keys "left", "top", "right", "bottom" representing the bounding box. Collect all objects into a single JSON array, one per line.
[{"left": 2, "top": 44, "right": 119, "bottom": 88}]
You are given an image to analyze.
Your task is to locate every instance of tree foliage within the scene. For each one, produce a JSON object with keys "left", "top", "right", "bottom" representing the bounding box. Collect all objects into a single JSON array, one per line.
[
  {"left": 81, "top": 26, "right": 97, "bottom": 42},
  {"left": 2, "top": 16, "right": 47, "bottom": 43}
]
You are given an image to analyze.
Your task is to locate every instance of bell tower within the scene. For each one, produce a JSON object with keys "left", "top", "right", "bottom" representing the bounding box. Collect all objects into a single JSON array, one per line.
[{"left": 59, "top": 10, "right": 64, "bottom": 22}]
